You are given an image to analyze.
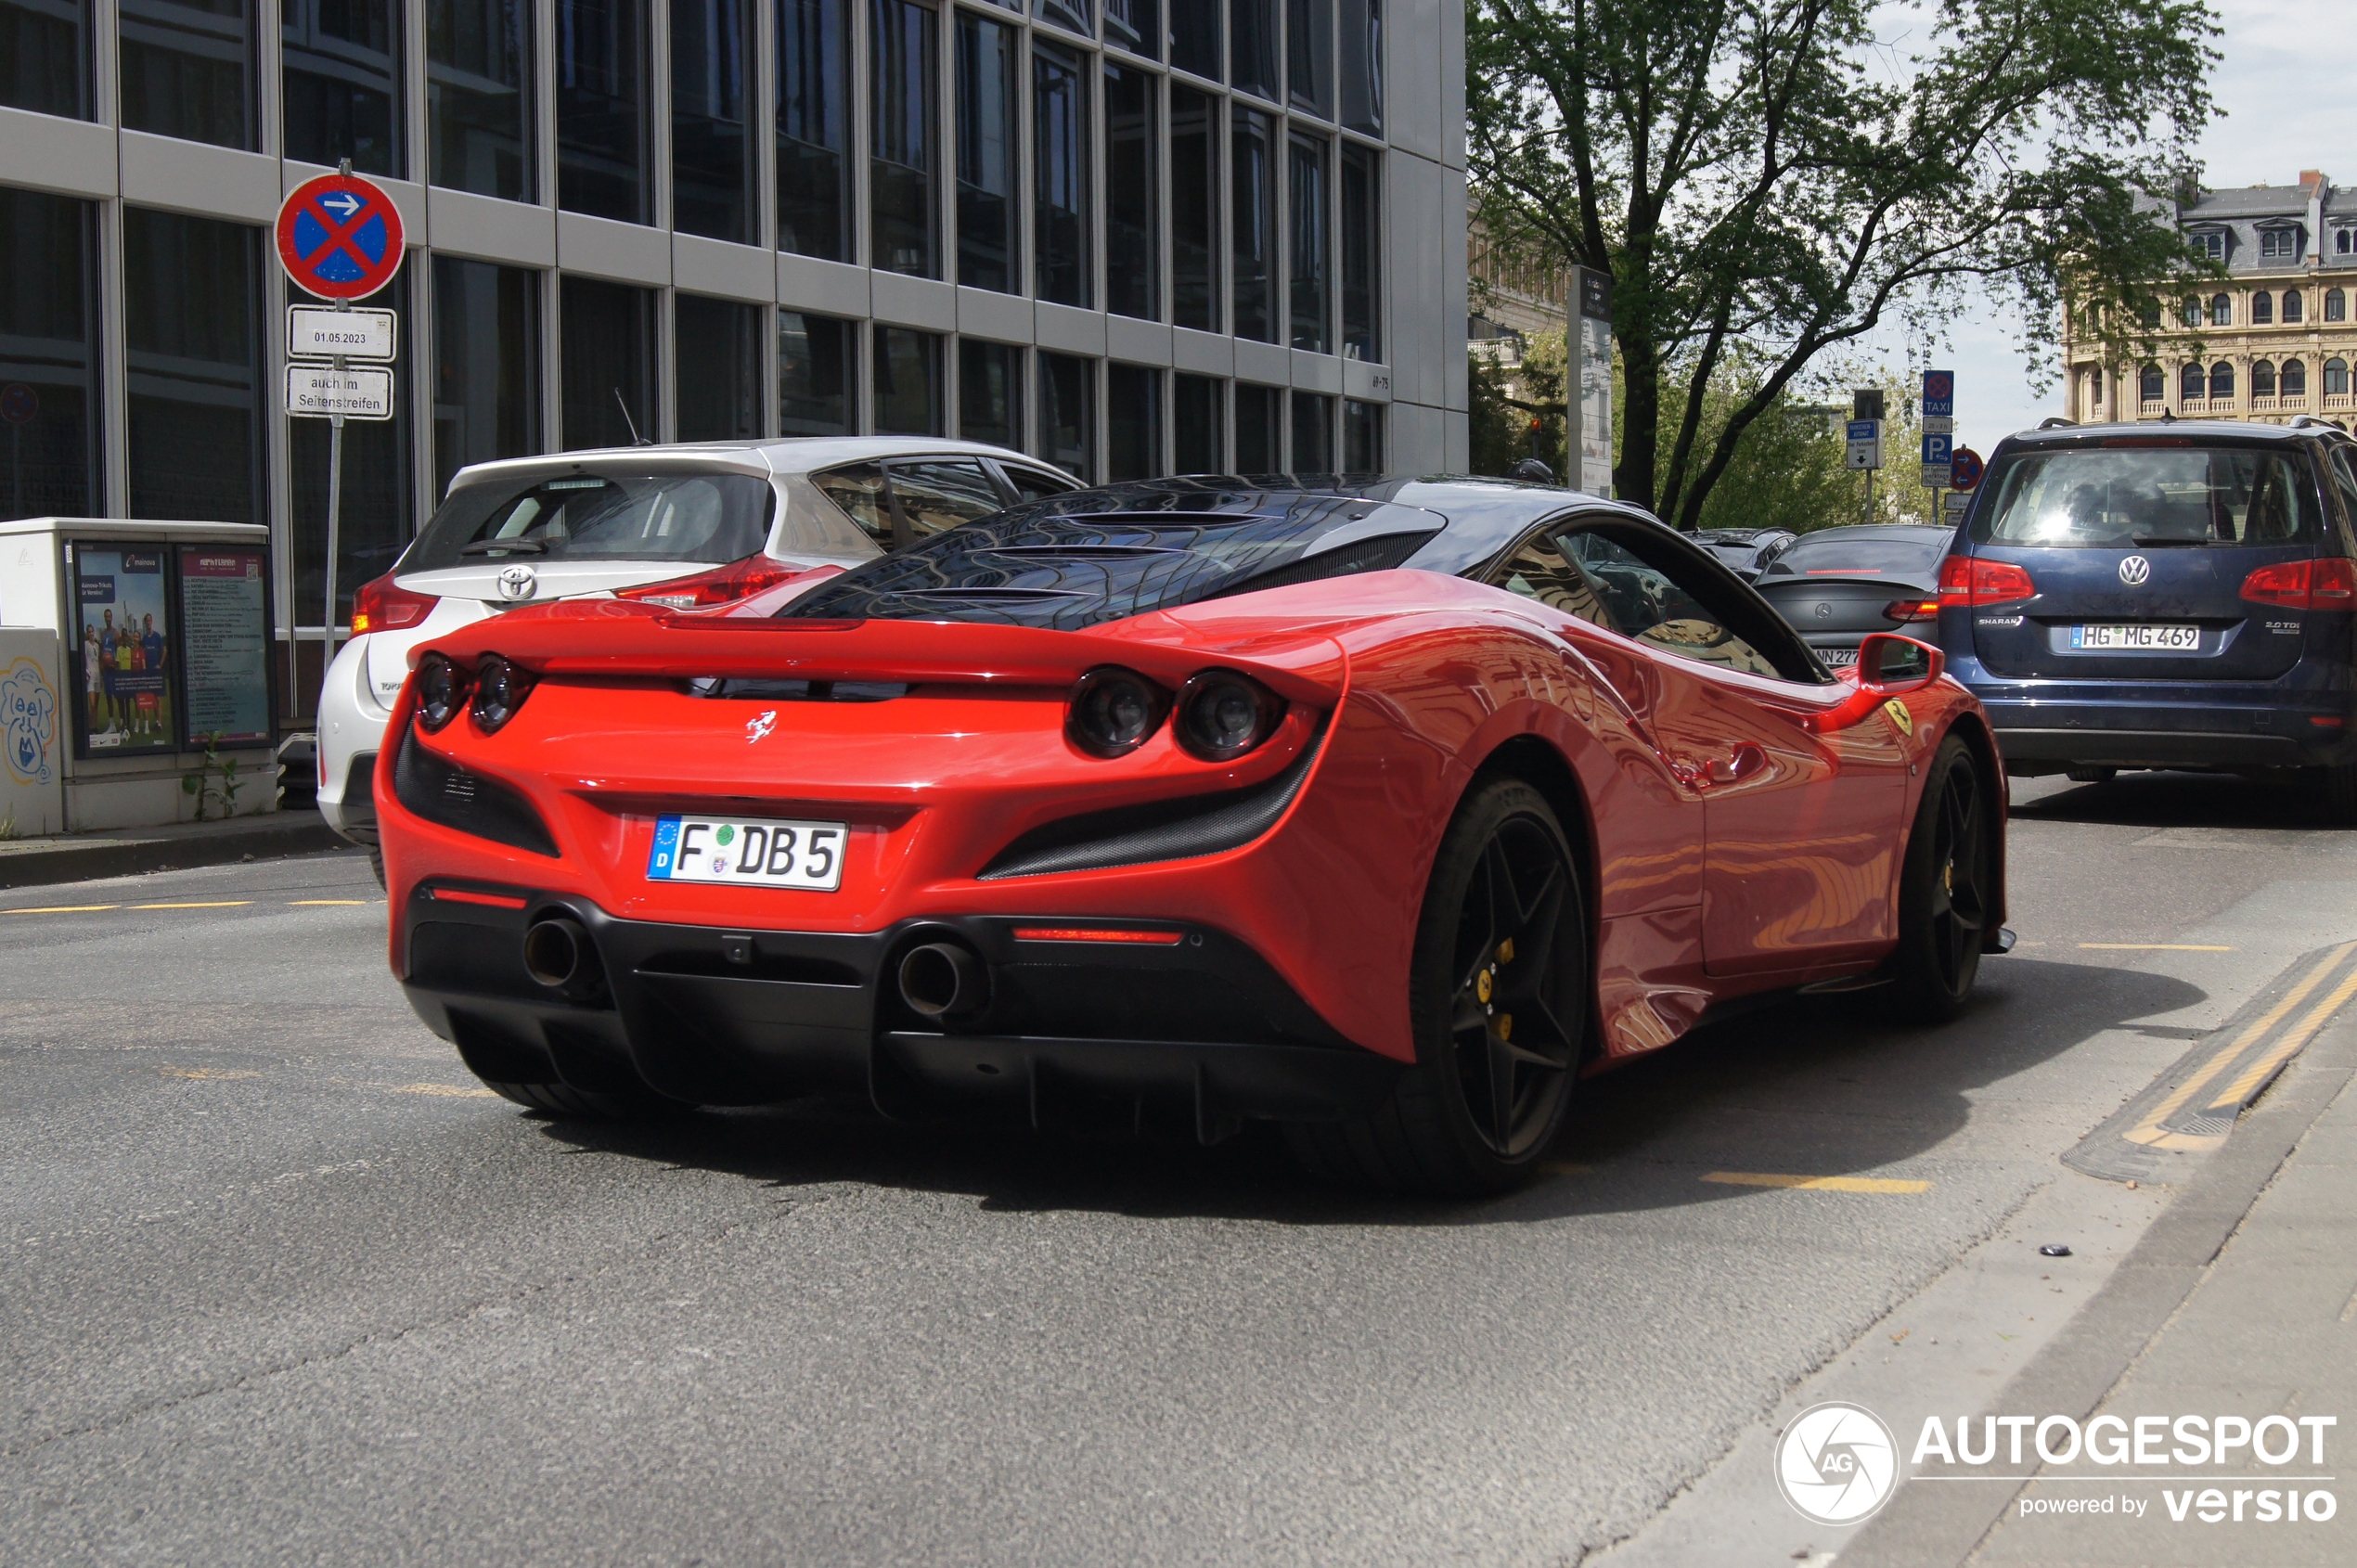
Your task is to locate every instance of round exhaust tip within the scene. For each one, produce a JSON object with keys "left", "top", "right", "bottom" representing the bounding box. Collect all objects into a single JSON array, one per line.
[
  {"left": 899, "top": 942, "right": 987, "bottom": 1020},
  {"left": 522, "top": 917, "right": 588, "bottom": 992}
]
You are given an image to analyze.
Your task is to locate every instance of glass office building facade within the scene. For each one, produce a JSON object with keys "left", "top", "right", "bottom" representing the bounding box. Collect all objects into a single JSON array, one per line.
[{"left": 1, "top": 0, "right": 1467, "bottom": 719}]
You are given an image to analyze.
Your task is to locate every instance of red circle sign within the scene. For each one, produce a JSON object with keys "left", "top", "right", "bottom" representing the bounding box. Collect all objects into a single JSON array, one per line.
[
  {"left": 275, "top": 174, "right": 406, "bottom": 301},
  {"left": 1949, "top": 447, "right": 1984, "bottom": 492}
]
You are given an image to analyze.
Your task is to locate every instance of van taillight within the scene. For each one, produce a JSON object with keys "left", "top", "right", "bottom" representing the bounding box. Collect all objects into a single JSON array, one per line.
[
  {"left": 1937, "top": 555, "right": 2035, "bottom": 606},
  {"left": 2241, "top": 558, "right": 2357, "bottom": 610},
  {"left": 614, "top": 556, "right": 803, "bottom": 610}
]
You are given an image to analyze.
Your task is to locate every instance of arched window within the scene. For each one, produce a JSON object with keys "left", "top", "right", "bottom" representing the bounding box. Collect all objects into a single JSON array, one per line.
[
  {"left": 2183, "top": 296, "right": 2203, "bottom": 328},
  {"left": 2085, "top": 367, "right": 2105, "bottom": 411},
  {"left": 2328, "top": 359, "right": 2351, "bottom": 396},
  {"left": 2210, "top": 294, "right": 2233, "bottom": 327},
  {"left": 2284, "top": 289, "right": 2304, "bottom": 324},
  {"left": 2182, "top": 363, "right": 2206, "bottom": 401},
  {"left": 2141, "top": 365, "right": 2165, "bottom": 402},
  {"left": 2210, "top": 362, "right": 2235, "bottom": 400},
  {"left": 2253, "top": 291, "right": 2273, "bottom": 324},
  {"left": 2253, "top": 361, "right": 2276, "bottom": 397},
  {"left": 2329, "top": 289, "right": 2349, "bottom": 323},
  {"left": 2282, "top": 360, "right": 2307, "bottom": 397}
]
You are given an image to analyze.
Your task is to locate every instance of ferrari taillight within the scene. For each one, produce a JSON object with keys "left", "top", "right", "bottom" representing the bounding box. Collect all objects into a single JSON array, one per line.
[
  {"left": 2241, "top": 558, "right": 2357, "bottom": 610},
  {"left": 614, "top": 556, "right": 804, "bottom": 610},
  {"left": 415, "top": 653, "right": 467, "bottom": 732},
  {"left": 1938, "top": 555, "right": 2036, "bottom": 606},
  {"left": 1174, "top": 669, "right": 1285, "bottom": 761},
  {"left": 350, "top": 572, "right": 435, "bottom": 636},
  {"left": 1065, "top": 666, "right": 1171, "bottom": 758},
  {"left": 470, "top": 653, "right": 535, "bottom": 734}
]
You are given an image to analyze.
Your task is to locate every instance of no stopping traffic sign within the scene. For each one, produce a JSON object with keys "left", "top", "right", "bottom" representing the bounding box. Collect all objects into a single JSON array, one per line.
[{"left": 275, "top": 173, "right": 406, "bottom": 301}]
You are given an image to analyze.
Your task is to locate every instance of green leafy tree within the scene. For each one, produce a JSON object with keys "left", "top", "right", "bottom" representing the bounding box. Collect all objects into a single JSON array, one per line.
[{"left": 1470, "top": 0, "right": 2222, "bottom": 530}]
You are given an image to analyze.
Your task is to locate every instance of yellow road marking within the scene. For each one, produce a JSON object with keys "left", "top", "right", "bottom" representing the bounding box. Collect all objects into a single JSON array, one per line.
[
  {"left": 2, "top": 904, "right": 121, "bottom": 914},
  {"left": 129, "top": 900, "right": 252, "bottom": 910},
  {"left": 391, "top": 1083, "right": 501, "bottom": 1099},
  {"left": 2126, "top": 942, "right": 2357, "bottom": 1148},
  {"left": 2079, "top": 944, "right": 2236, "bottom": 952},
  {"left": 2208, "top": 963, "right": 2357, "bottom": 1111},
  {"left": 161, "top": 1067, "right": 260, "bottom": 1080},
  {"left": 1704, "top": 1171, "right": 1931, "bottom": 1194},
  {"left": 288, "top": 899, "right": 370, "bottom": 906}
]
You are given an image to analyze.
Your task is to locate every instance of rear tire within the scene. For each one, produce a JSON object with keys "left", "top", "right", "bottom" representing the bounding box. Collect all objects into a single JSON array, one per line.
[
  {"left": 2322, "top": 765, "right": 2357, "bottom": 826},
  {"left": 2064, "top": 765, "right": 2116, "bottom": 785},
  {"left": 1285, "top": 778, "right": 1586, "bottom": 1195},
  {"left": 1886, "top": 737, "right": 1993, "bottom": 1024},
  {"left": 478, "top": 1078, "right": 689, "bottom": 1120}
]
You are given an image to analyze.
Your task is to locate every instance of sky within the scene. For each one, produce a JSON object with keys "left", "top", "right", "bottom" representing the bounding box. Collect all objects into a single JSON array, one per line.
[{"left": 1855, "top": 0, "right": 2355, "bottom": 462}]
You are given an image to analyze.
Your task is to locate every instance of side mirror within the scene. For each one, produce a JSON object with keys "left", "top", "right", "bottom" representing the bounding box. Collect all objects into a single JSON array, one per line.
[{"left": 1856, "top": 633, "right": 1944, "bottom": 694}]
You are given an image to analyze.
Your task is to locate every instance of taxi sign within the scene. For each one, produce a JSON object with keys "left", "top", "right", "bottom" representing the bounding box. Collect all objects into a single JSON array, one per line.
[
  {"left": 1922, "top": 369, "right": 1953, "bottom": 418},
  {"left": 275, "top": 173, "right": 405, "bottom": 301}
]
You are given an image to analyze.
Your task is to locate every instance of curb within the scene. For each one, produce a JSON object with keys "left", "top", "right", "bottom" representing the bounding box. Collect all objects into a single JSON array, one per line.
[
  {"left": 1836, "top": 1012, "right": 2357, "bottom": 1567},
  {"left": 0, "top": 816, "right": 354, "bottom": 891}
]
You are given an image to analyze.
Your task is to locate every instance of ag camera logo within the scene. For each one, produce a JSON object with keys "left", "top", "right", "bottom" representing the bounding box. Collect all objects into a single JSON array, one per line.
[{"left": 1776, "top": 1401, "right": 1900, "bottom": 1525}]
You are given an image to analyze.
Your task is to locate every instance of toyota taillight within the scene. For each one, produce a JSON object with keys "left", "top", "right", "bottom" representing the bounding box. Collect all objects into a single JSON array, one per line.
[
  {"left": 1938, "top": 555, "right": 2036, "bottom": 605},
  {"left": 613, "top": 556, "right": 804, "bottom": 610},
  {"left": 2240, "top": 558, "right": 2357, "bottom": 610},
  {"left": 350, "top": 572, "right": 435, "bottom": 636}
]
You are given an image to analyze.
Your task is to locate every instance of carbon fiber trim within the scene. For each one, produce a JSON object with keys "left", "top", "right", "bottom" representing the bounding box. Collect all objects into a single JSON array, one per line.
[
  {"left": 975, "top": 718, "right": 1329, "bottom": 880},
  {"left": 393, "top": 728, "right": 560, "bottom": 857}
]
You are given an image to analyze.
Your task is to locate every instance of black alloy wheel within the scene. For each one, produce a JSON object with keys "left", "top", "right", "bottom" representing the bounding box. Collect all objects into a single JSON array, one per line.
[
  {"left": 1887, "top": 735, "right": 1991, "bottom": 1023},
  {"left": 1286, "top": 778, "right": 1586, "bottom": 1193}
]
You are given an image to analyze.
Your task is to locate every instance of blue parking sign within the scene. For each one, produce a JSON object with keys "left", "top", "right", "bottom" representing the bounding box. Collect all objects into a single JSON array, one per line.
[{"left": 1922, "top": 431, "right": 1953, "bottom": 466}]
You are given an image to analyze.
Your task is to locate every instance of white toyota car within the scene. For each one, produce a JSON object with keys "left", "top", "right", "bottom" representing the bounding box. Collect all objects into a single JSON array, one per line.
[{"left": 317, "top": 437, "right": 1081, "bottom": 881}]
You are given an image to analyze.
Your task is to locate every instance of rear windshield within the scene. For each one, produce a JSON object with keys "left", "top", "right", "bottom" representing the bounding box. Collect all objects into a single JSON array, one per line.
[
  {"left": 1973, "top": 445, "right": 2322, "bottom": 548},
  {"left": 403, "top": 469, "right": 775, "bottom": 572},
  {"left": 779, "top": 494, "right": 1439, "bottom": 629},
  {"left": 1758, "top": 533, "right": 1947, "bottom": 580}
]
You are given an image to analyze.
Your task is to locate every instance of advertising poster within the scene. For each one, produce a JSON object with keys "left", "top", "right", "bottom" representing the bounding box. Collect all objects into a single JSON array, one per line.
[
  {"left": 177, "top": 546, "right": 274, "bottom": 747},
  {"left": 71, "top": 546, "right": 175, "bottom": 758}
]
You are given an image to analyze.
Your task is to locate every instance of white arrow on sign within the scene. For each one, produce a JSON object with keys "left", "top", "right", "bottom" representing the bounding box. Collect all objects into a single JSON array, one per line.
[{"left": 319, "top": 191, "right": 364, "bottom": 220}]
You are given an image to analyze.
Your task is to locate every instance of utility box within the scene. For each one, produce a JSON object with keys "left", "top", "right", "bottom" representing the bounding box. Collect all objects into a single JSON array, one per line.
[
  {"left": 0, "top": 626, "right": 64, "bottom": 838},
  {"left": 0, "top": 519, "right": 279, "bottom": 831}
]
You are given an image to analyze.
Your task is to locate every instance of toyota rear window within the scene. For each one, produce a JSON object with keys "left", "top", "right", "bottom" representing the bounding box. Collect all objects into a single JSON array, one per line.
[
  {"left": 403, "top": 469, "right": 775, "bottom": 572},
  {"left": 1973, "top": 446, "right": 2322, "bottom": 547}
]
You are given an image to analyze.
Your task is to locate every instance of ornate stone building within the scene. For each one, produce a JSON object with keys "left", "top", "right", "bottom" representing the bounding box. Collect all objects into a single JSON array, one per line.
[{"left": 2062, "top": 171, "right": 2357, "bottom": 426}]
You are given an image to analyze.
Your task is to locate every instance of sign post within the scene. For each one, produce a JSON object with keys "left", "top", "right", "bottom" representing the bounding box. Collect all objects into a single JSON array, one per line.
[
  {"left": 1851, "top": 389, "right": 1886, "bottom": 524},
  {"left": 1920, "top": 370, "right": 1956, "bottom": 523},
  {"left": 274, "top": 161, "right": 404, "bottom": 724}
]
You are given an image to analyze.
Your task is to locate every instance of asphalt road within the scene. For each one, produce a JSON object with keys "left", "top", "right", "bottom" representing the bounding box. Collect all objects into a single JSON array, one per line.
[{"left": 6, "top": 770, "right": 2357, "bottom": 1567}]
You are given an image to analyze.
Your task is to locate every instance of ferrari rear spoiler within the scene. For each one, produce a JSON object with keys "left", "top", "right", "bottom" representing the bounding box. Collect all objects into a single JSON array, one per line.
[{"left": 411, "top": 600, "right": 1348, "bottom": 707}]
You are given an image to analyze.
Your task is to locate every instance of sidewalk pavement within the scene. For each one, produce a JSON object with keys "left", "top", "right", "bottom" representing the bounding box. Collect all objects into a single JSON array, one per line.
[
  {"left": 0, "top": 812, "right": 350, "bottom": 890},
  {"left": 1843, "top": 1013, "right": 2357, "bottom": 1566}
]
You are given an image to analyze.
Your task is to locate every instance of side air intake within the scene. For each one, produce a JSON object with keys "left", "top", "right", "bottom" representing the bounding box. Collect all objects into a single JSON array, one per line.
[{"left": 393, "top": 729, "right": 560, "bottom": 857}]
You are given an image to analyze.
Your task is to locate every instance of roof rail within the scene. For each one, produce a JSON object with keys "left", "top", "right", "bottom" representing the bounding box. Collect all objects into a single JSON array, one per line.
[
  {"left": 2038, "top": 417, "right": 2078, "bottom": 430},
  {"left": 2289, "top": 415, "right": 2338, "bottom": 431}
]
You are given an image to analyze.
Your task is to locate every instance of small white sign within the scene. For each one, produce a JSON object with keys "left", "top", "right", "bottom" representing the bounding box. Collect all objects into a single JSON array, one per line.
[
  {"left": 286, "top": 364, "right": 394, "bottom": 419},
  {"left": 287, "top": 305, "right": 397, "bottom": 361},
  {"left": 1943, "top": 490, "right": 1970, "bottom": 514},
  {"left": 1920, "top": 415, "right": 1954, "bottom": 434},
  {"left": 1920, "top": 465, "right": 1951, "bottom": 489},
  {"left": 1845, "top": 418, "right": 1882, "bottom": 470}
]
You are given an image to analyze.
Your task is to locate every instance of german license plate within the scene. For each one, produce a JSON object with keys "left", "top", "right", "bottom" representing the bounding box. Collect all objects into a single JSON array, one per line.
[
  {"left": 2069, "top": 623, "right": 2199, "bottom": 651},
  {"left": 1820, "top": 646, "right": 1859, "bottom": 668},
  {"left": 646, "top": 815, "right": 847, "bottom": 891}
]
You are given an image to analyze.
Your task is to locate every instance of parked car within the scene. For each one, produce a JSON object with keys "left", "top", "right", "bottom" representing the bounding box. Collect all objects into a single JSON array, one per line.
[
  {"left": 1750, "top": 524, "right": 1951, "bottom": 668},
  {"left": 319, "top": 439, "right": 1082, "bottom": 880},
  {"left": 1933, "top": 417, "right": 2357, "bottom": 811},
  {"left": 1692, "top": 526, "right": 1797, "bottom": 580},
  {"left": 375, "top": 478, "right": 2007, "bottom": 1193}
]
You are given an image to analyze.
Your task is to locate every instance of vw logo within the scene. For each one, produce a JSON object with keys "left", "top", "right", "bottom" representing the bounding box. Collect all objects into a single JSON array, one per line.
[
  {"left": 2118, "top": 555, "right": 2151, "bottom": 586},
  {"left": 495, "top": 563, "right": 539, "bottom": 601},
  {"left": 1774, "top": 1401, "right": 1900, "bottom": 1525}
]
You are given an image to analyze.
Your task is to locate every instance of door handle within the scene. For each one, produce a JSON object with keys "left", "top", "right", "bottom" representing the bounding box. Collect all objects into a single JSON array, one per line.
[{"left": 1702, "top": 742, "right": 1769, "bottom": 787}]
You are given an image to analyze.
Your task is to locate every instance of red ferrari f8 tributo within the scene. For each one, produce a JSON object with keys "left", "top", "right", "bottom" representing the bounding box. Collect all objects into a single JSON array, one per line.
[{"left": 378, "top": 480, "right": 2008, "bottom": 1192}]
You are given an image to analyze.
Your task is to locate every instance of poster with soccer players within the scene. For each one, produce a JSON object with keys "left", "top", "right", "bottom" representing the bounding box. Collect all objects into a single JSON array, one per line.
[{"left": 71, "top": 546, "right": 176, "bottom": 757}]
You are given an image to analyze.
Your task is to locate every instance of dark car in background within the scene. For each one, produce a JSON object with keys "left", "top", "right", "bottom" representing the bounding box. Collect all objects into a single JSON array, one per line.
[
  {"left": 1935, "top": 418, "right": 2357, "bottom": 812},
  {"left": 1750, "top": 524, "right": 1951, "bottom": 669},
  {"left": 1692, "top": 527, "right": 1797, "bottom": 580}
]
